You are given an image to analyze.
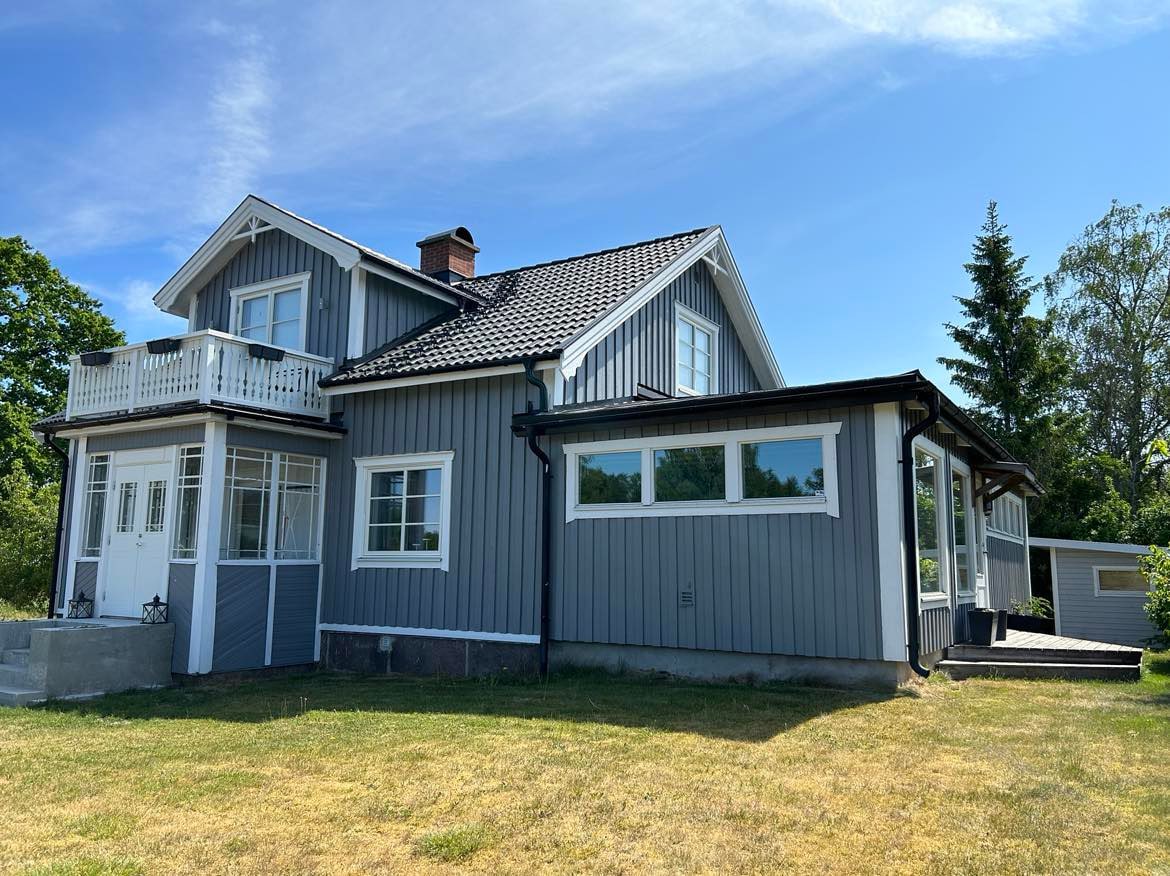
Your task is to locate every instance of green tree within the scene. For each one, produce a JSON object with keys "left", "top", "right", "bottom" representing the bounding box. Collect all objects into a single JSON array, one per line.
[
  {"left": 0, "top": 461, "right": 59, "bottom": 610},
  {"left": 939, "top": 201, "right": 1068, "bottom": 467},
  {"left": 0, "top": 236, "right": 124, "bottom": 482},
  {"left": 1138, "top": 546, "right": 1170, "bottom": 646},
  {"left": 1047, "top": 202, "right": 1170, "bottom": 515}
]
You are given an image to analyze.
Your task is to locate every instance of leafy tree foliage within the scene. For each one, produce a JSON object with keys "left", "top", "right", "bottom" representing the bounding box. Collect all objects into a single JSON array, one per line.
[
  {"left": 1138, "top": 546, "right": 1170, "bottom": 646},
  {"left": 0, "top": 461, "right": 58, "bottom": 610},
  {"left": 0, "top": 236, "right": 124, "bottom": 483}
]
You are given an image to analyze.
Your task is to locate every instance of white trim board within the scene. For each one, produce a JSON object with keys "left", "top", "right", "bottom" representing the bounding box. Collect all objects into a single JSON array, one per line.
[
  {"left": 318, "top": 623, "right": 539, "bottom": 645},
  {"left": 873, "top": 403, "right": 908, "bottom": 662},
  {"left": 228, "top": 271, "right": 312, "bottom": 352},
  {"left": 53, "top": 412, "right": 343, "bottom": 442},
  {"left": 1030, "top": 537, "right": 1155, "bottom": 556},
  {"left": 351, "top": 450, "right": 455, "bottom": 571},
  {"left": 322, "top": 361, "right": 557, "bottom": 397}
]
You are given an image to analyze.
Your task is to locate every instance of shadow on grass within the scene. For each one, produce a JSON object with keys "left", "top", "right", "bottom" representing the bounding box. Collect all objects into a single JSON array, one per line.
[{"left": 35, "top": 668, "right": 912, "bottom": 742}]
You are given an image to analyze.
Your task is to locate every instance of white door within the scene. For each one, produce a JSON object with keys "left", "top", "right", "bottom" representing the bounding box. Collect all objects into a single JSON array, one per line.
[{"left": 102, "top": 458, "right": 173, "bottom": 617}]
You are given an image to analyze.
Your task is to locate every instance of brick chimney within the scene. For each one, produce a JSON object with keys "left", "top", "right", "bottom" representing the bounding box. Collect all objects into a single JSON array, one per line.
[{"left": 416, "top": 227, "right": 479, "bottom": 283}]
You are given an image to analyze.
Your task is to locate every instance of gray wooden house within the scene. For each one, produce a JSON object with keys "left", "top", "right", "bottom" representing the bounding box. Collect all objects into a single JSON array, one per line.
[{"left": 34, "top": 195, "right": 1041, "bottom": 689}]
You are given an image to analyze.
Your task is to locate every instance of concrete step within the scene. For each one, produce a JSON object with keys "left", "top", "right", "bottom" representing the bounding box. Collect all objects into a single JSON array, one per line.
[
  {"left": 0, "top": 684, "right": 46, "bottom": 707},
  {"left": 948, "top": 645, "right": 1142, "bottom": 666},
  {"left": 937, "top": 659, "right": 1141, "bottom": 682},
  {"left": 0, "top": 664, "right": 32, "bottom": 688},
  {"left": 1, "top": 648, "right": 30, "bottom": 667}
]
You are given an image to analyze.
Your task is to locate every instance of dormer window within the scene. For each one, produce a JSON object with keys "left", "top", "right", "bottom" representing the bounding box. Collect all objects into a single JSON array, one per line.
[
  {"left": 675, "top": 303, "right": 719, "bottom": 396},
  {"left": 229, "top": 272, "right": 310, "bottom": 351}
]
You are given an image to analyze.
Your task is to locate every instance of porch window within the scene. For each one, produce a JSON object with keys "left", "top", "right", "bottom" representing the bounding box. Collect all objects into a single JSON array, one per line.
[
  {"left": 229, "top": 273, "right": 309, "bottom": 351},
  {"left": 275, "top": 455, "right": 322, "bottom": 560},
  {"left": 80, "top": 453, "right": 111, "bottom": 558},
  {"left": 952, "top": 470, "right": 974, "bottom": 595},
  {"left": 353, "top": 451, "right": 454, "bottom": 570},
  {"left": 172, "top": 446, "right": 203, "bottom": 560},
  {"left": 221, "top": 448, "right": 273, "bottom": 560},
  {"left": 989, "top": 493, "right": 1025, "bottom": 538},
  {"left": 145, "top": 480, "right": 167, "bottom": 533},
  {"left": 675, "top": 304, "right": 718, "bottom": 396},
  {"left": 914, "top": 448, "right": 944, "bottom": 595}
]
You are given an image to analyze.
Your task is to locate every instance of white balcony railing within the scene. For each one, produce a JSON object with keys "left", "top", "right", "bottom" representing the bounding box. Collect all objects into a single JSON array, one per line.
[{"left": 66, "top": 330, "right": 333, "bottom": 421}]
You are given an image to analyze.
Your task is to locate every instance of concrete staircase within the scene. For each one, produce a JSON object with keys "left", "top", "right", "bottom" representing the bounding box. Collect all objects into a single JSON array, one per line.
[
  {"left": 938, "top": 637, "right": 1142, "bottom": 682},
  {"left": 0, "top": 626, "right": 45, "bottom": 707}
]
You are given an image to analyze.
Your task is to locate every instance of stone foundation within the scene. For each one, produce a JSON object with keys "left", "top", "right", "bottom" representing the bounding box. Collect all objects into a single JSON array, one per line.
[{"left": 320, "top": 631, "right": 540, "bottom": 678}]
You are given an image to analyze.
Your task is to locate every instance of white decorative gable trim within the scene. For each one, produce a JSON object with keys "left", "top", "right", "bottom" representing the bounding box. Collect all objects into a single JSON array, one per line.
[{"left": 559, "top": 226, "right": 784, "bottom": 390}]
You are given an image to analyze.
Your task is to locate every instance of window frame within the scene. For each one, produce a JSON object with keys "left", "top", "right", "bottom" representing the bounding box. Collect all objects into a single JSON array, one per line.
[
  {"left": 988, "top": 492, "right": 1026, "bottom": 541},
  {"left": 674, "top": 302, "right": 719, "bottom": 397},
  {"left": 228, "top": 272, "right": 311, "bottom": 352},
  {"left": 912, "top": 439, "right": 949, "bottom": 602},
  {"left": 564, "top": 423, "right": 841, "bottom": 522},
  {"left": 80, "top": 452, "right": 112, "bottom": 558},
  {"left": 352, "top": 451, "right": 455, "bottom": 571},
  {"left": 171, "top": 444, "right": 204, "bottom": 561},
  {"left": 950, "top": 460, "right": 976, "bottom": 597},
  {"left": 1093, "top": 565, "right": 1151, "bottom": 597}
]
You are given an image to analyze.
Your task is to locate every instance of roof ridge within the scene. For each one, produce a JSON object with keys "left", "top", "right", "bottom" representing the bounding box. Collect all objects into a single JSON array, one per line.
[{"left": 456, "top": 226, "right": 715, "bottom": 286}]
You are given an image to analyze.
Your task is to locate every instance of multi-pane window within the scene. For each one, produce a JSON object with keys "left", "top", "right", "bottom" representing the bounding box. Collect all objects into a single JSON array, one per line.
[
  {"left": 145, "top": 480, "right": 167, "bottom": 533},
  {"left": 276, "top": 455, "right": 322, "bottom": 560},
  {"left": 80, "top": 453, "right": 110, "bottom": 557},
  {"left": 231, "top": 274, "right": 307, "bottom": 350},
  {"left": 173, "top": 447, "right": 203, "bottom": 560},
  {"left": 951, "top": 471, "right": 973, "bottom": 595},
  {"left": 989, "top": 494, "right": 1025, "bottom": 538},
  {"left": 676, "top": 307, "right": 717, "bottom": 396},
  {"left": 221, "top": 448, "right": 273, "bottom": 560},
  {"left": 354, "top": 452, "right": 454, "bottom": 569},
  {"left": 116, "top": 481, "right": 138, "bottom": 533},
  {"left": 914, "top": 448, "right": 943, "bottom": 594},
  {"left": 578, "top": 452, "right": 641, "bottom": 505}
]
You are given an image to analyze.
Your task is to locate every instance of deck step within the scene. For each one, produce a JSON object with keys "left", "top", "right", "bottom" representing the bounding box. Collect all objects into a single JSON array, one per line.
[
  {"left": 937, "top": 659, "right": 1141, "bottom": 682},
  {"left": 0, "top": 684, "right": 46, "bottom": 707},
  {"left": 947, "top": 645, "right": 1141, "bottom": 666},
  {"left": 0, "top": 664, "right": 32, "bottom": 688},
  {"left": 1, "top": 648, "right": 30, "bottom": 667}
]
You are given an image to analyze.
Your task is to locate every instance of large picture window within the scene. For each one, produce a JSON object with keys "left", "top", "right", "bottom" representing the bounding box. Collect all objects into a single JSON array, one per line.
[
  {"left": 221, "top": 446, "right": 324, "bottom": 561},
  {"left": 80, "top": 453, "right": 111, "bottom": 557},
  {"left": 564, "top": 423, "right": 841, "bottom": 521},
  {"left": 353, "top": 451, "right": 454, "bottom": 570},
  {"left": 229, "top": 273, "right": 309, "bottom": 351}
]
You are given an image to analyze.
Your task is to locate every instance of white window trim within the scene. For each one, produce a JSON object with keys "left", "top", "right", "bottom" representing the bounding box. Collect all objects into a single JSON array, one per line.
[
  {"left": 352, "top": 450, "right": 455, "bottom": 571},
  {"left": 912, "top": 437, "right": 950, "bottom": 602},
  {"left": 228, "top": 271, "right": 311, "bottom": 352},
  {"left": 80, "top": 451, "right": 112, "bottom": 559},
  {"left": 564, "top": 423, "right": 841, "bottom": 522},
  {"left": 674, "top": 301, "right": 719, "bottom": 397},
  {"left": 1093, "top": 565, "right": 1151, "bottom": 597},
  {"left": 987, "top": 492, "right": 1026, "bottom": 542},
  {"left": 951, "top": 458, "right": 977, "bottom": 598}
]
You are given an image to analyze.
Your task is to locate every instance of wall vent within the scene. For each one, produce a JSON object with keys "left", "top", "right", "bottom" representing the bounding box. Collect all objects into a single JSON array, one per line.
[{"left": 679, "top": 589, "right": 695, "bottom": 607}]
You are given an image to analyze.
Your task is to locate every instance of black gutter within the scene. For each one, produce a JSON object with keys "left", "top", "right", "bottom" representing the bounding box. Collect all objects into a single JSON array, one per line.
[
  {"left": 901, "top": 391, "right": 940, "bottom": 678},
  {"left": 43, "top": 434, "right": 70, "bottom": 619},
  {"left": 521, "top": 359, "right": 553, "bottom": 677}
]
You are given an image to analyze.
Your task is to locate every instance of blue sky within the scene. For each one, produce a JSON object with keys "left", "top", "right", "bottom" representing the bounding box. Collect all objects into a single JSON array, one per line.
[{"left": 2, "top": 1, "right": 1169, "bottom": 393}]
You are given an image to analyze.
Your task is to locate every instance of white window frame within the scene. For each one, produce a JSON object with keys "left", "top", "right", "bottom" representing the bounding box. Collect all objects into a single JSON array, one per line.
[
  {"left": 1093, "top": 565, "right": 1151, "bottom": 597},
  {"left": 912, "top": 437, "right": 950, "bottom": 602},
  {"left": 564, "top": 423, "right": 841, "bottom": 522},
  {"left": 674, "top": 302, "right": 719, "bottom": 397},
  {"left": 80, "top": 452, "right": 112, "bottom": 558},
  {"left": 228, "top": 272, "right": 311, "bottom": 352},
  {"left": 988, "top": 492, "right": 1026, "bottom": 541},
  {"left": 951, "top": 459, "right": 976, "bottom": 597},
  {"left": 171, "top": 444, "right": 204, "bottom": 561},
  {"left": 352, "top": 450, "right": 455, "bottom": 571}
]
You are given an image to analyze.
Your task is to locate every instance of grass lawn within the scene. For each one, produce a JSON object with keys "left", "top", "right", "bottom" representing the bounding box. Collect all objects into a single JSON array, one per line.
[{"left": 1, "top": 657, "right": 1168, "bottom": 875}]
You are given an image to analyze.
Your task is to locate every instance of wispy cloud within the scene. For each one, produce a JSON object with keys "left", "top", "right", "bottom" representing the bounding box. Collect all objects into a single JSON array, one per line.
[{"left": 79, "top": 278, "right": 185, "bottom": 340}]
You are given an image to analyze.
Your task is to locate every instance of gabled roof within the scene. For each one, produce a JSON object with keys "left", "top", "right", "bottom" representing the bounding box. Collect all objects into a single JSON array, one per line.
[
  {"left": 323, "top": 226, "right": 784, "bottom": 390},
  {"left": 153, "top": 195, "right": 484, "bottom": 318}
]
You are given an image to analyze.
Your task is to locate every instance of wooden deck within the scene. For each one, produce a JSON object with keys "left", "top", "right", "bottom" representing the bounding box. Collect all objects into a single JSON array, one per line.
[
  {"left": 938, "top": 629, "right": 1143, "bottom": 681},
  {"left": 993, "top": 630, "right": 1142, "bottom": 654}
]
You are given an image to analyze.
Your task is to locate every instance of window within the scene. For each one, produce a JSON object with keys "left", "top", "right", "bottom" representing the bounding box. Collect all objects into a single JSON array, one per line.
[
  {"left": 221, "top": 448, "right": 273, "bottom": 559},
  {"left": 115, "top": 481, "right": 138, "bottom": 533},
  {"left": 353, "top": 451, "right": 454, "bottom": 570},
  {"left": 145, "top": 480, "right": 167, "bottom": 533},
  {"left": 951, "top": 470, "right": 974, "bottom": 595},
  {"left": 564, "top": 423, "right": 841, "bottom": 521},
  {"left": 579, "top": 452, "right": 641, "bottom": 505},
  {"left": 914, "top": 448, "right": 944, "bottom": 595},
  {"left": 989, "top": 493, "right": 1025, "bottom": 539},
  {"left": 675, "top": 304, "right": 718, "bottom": 396},
  {"left": 80, "top": 453, "right": 110, "bottom": 557},
  {"left": 172, "top": 446, "right": 203, "bottom": 560},
  {"left": 229, "top": 273, "right": 310, "bottom": 351},
  {"left": 1095, "top": 567, "right": 1150, "bottom": 595},
  {"left": 276, "top": 455, "right": 322, "bottom": 560}
]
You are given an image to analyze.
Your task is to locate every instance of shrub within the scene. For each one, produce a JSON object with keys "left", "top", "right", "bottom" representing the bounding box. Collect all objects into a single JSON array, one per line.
[
  {"left": 0, "top": 461, "right": 57, "bottom": 611},
  {"left": 1011, "top": 597, "right": 1054, "bottom": 618},
  {"left": 1139, "top": 546, "right": 1170, "bottom": 646}
]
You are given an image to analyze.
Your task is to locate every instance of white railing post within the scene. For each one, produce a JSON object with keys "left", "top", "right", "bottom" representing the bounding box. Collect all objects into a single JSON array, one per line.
[
  {"left": 65, "top": 360, "right": 76, "bottom": 421},
  {"left": 200, "top": 334, "right": 215, "bottom": 404},
  {"left": 127, "top": 347, "right": 141, "bottom": 413}
]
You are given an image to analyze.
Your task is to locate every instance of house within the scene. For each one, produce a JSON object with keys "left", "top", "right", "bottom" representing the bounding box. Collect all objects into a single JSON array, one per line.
[
  {"left": 1031, "top": 537, "right": 1160, "bottom": 647},
  {"left": 31, "top": 195, "right": 1043, "bottom": 690}
]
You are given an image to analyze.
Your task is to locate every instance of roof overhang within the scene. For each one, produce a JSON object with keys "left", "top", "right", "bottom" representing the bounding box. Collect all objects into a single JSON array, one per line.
[
  {"left": 1029, "top": 537, "right": 1155, "bottom": 555},
  {"left": 558, "top": 226, "right": 785, "bottom": 391}
]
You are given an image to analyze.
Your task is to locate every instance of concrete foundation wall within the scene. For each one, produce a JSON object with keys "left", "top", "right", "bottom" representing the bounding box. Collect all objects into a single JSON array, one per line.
[
  {"left": 20, "top": 621, "right": 174, "bottom": 698},
  {"left": 551, "top": 641, "right": 911, "bottom": 690},
  {"left": 320, "top": 631, "right": 539, "bottom": 678}
]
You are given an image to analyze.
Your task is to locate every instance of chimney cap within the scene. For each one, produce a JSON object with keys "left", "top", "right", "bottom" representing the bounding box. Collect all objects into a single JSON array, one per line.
[{"left": 416, "top": 226, "right": 479, "bottom": 252}]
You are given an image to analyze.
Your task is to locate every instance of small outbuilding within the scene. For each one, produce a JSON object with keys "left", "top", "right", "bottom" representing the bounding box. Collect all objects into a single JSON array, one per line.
[{"left": 1030, "top": 537, "right": 1160, "bottom": 648}]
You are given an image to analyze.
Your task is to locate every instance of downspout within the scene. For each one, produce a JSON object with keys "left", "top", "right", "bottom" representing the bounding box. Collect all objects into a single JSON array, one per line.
[
  {"left": 43, "top": 433, "right": 70, "bottom": 619},
  {"left": 521, "top": 360, "right": 552, "bottom": 677},
  {"left": 901, "top": 392, "right": 940, "bottom": 678}
]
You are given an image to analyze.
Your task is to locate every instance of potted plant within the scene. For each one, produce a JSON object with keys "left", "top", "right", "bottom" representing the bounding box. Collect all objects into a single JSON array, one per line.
[
  {"left": 968, "top": 608, "right": 997, "bottom": 646},
  {"left": 1008, "top": 598, "right": 1055, "bottom": 635}
]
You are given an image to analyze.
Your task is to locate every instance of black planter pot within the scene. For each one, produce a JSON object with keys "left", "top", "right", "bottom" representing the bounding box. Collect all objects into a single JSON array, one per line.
[
  {"left": 995, "top": 609, "right": 1009, "bottom": 641},
  {"left": 79, "top": 350, "right": 113, "bottom": 366},
  {"left": 248, "top": 343, "right": 285, "bottom": 361},
  {"left": 1005, "top": 612, "right": 1056, "bottom": 635},
  {"left": 969, "top": 609, "right": 997, "bottom": 646},
  {"left": 146, "top": 337, "right": 182, "bottom": 354}
]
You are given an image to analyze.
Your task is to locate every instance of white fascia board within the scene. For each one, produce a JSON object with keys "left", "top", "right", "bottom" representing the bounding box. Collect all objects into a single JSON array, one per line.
[
  {"left": 154, "top": 196, "right": 361, "bottom": 317},
  {"left": 321, "top": 360, "right": 558, "bottom": 397},
  {"left": 709, "top": 235, "right": 785, "bottom": 389},
  {"left": 1028, "top": 537, "right": 1155, "bottom": 555},
  {"left": 360, "top": 259, "right": 461, "bottom": 307},
  {"left": 53, "top": 411, "right": 342, "bottom": 442},
  {"left": 347, "top": 267, "right": 368, "bottom": 359}
]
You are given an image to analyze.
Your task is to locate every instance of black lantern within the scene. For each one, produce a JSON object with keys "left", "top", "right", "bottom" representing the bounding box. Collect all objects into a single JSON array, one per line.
[
  {"left": 141, "top": 594, "right": 168, "bottom": 624},
  {"left": 67, "top": 591, "right": 95, "bottom": 619}
]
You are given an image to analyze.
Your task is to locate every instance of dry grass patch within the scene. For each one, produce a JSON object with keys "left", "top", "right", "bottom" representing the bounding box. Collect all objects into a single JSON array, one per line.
[{"left": 0, "top": 656, "right": 1167, "bottom": 874}]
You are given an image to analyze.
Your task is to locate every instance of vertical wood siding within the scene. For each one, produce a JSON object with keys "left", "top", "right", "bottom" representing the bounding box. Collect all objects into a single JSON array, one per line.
[
  {"left": 920, "top": 605, "right": 954, "bottom": 654},
  {"left": 363, "top": 272, "right": 453, "bottom": 354},
  {"left": 988, "top": 536, "right": 1030, "bottom": 609},
  {"left": 167, "top": 563, "right": 195, "bottom": 673},
  {"left": 272, "top": 565, "right": 319, "bottom": 665},
  {"left": 193, "top": 229, "right": 351, "bottom": 365},
  {"left": 87, "top": 425, "right": 205, "bottom": 453},
  {"left": 212, "top": 564, "right": 269, "bottom": 671},
  {"left": 564, "top": 262, "right": 763, "bottom": 403},
  {"left": 547, "top": 405, "right": 884, "bottom": 660},
  {"left": 225, "top": 424, "right": 332, "bottom": 456},
  {"left": 1053, "top": 548, "right": 1158, "bottom": 646},
  {"left": 73, "top": 561, "right": 99, "bottom": 600},
  {"left": 320, "top": 374, "right": 543, "bottom": 636}
]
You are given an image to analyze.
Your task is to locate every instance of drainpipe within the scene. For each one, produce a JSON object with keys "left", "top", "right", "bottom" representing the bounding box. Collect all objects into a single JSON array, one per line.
[
  {"left": 521, "top": 360, "right": 552, "bottom": 677},
  {"left": 901, "top": 392, "right": 940, "bottom": 678},
  {"left": 43, "top": 433, "right": 70, "bottom": 619}
]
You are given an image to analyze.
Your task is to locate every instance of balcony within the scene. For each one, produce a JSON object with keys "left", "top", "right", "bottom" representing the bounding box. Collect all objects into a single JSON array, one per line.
[{"left": 66, "top": 330, "right": 333, "bottom": 422}]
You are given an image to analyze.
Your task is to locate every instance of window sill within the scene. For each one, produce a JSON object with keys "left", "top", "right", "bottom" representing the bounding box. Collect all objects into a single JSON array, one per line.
[
  {"left": 919, "top": 592, "right": 949, "bottom": 603},
  {"left": 353, "top": 554, "right": 447, "bottom": 572},
  {"left": 569, "top": 497, "right": 831, "bottom": 521}
]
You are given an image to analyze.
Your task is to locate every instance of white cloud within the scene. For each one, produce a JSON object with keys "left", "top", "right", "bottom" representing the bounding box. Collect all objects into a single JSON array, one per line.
[{"left": 81, "top": 278, "right": 185, "bottom": 342}]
